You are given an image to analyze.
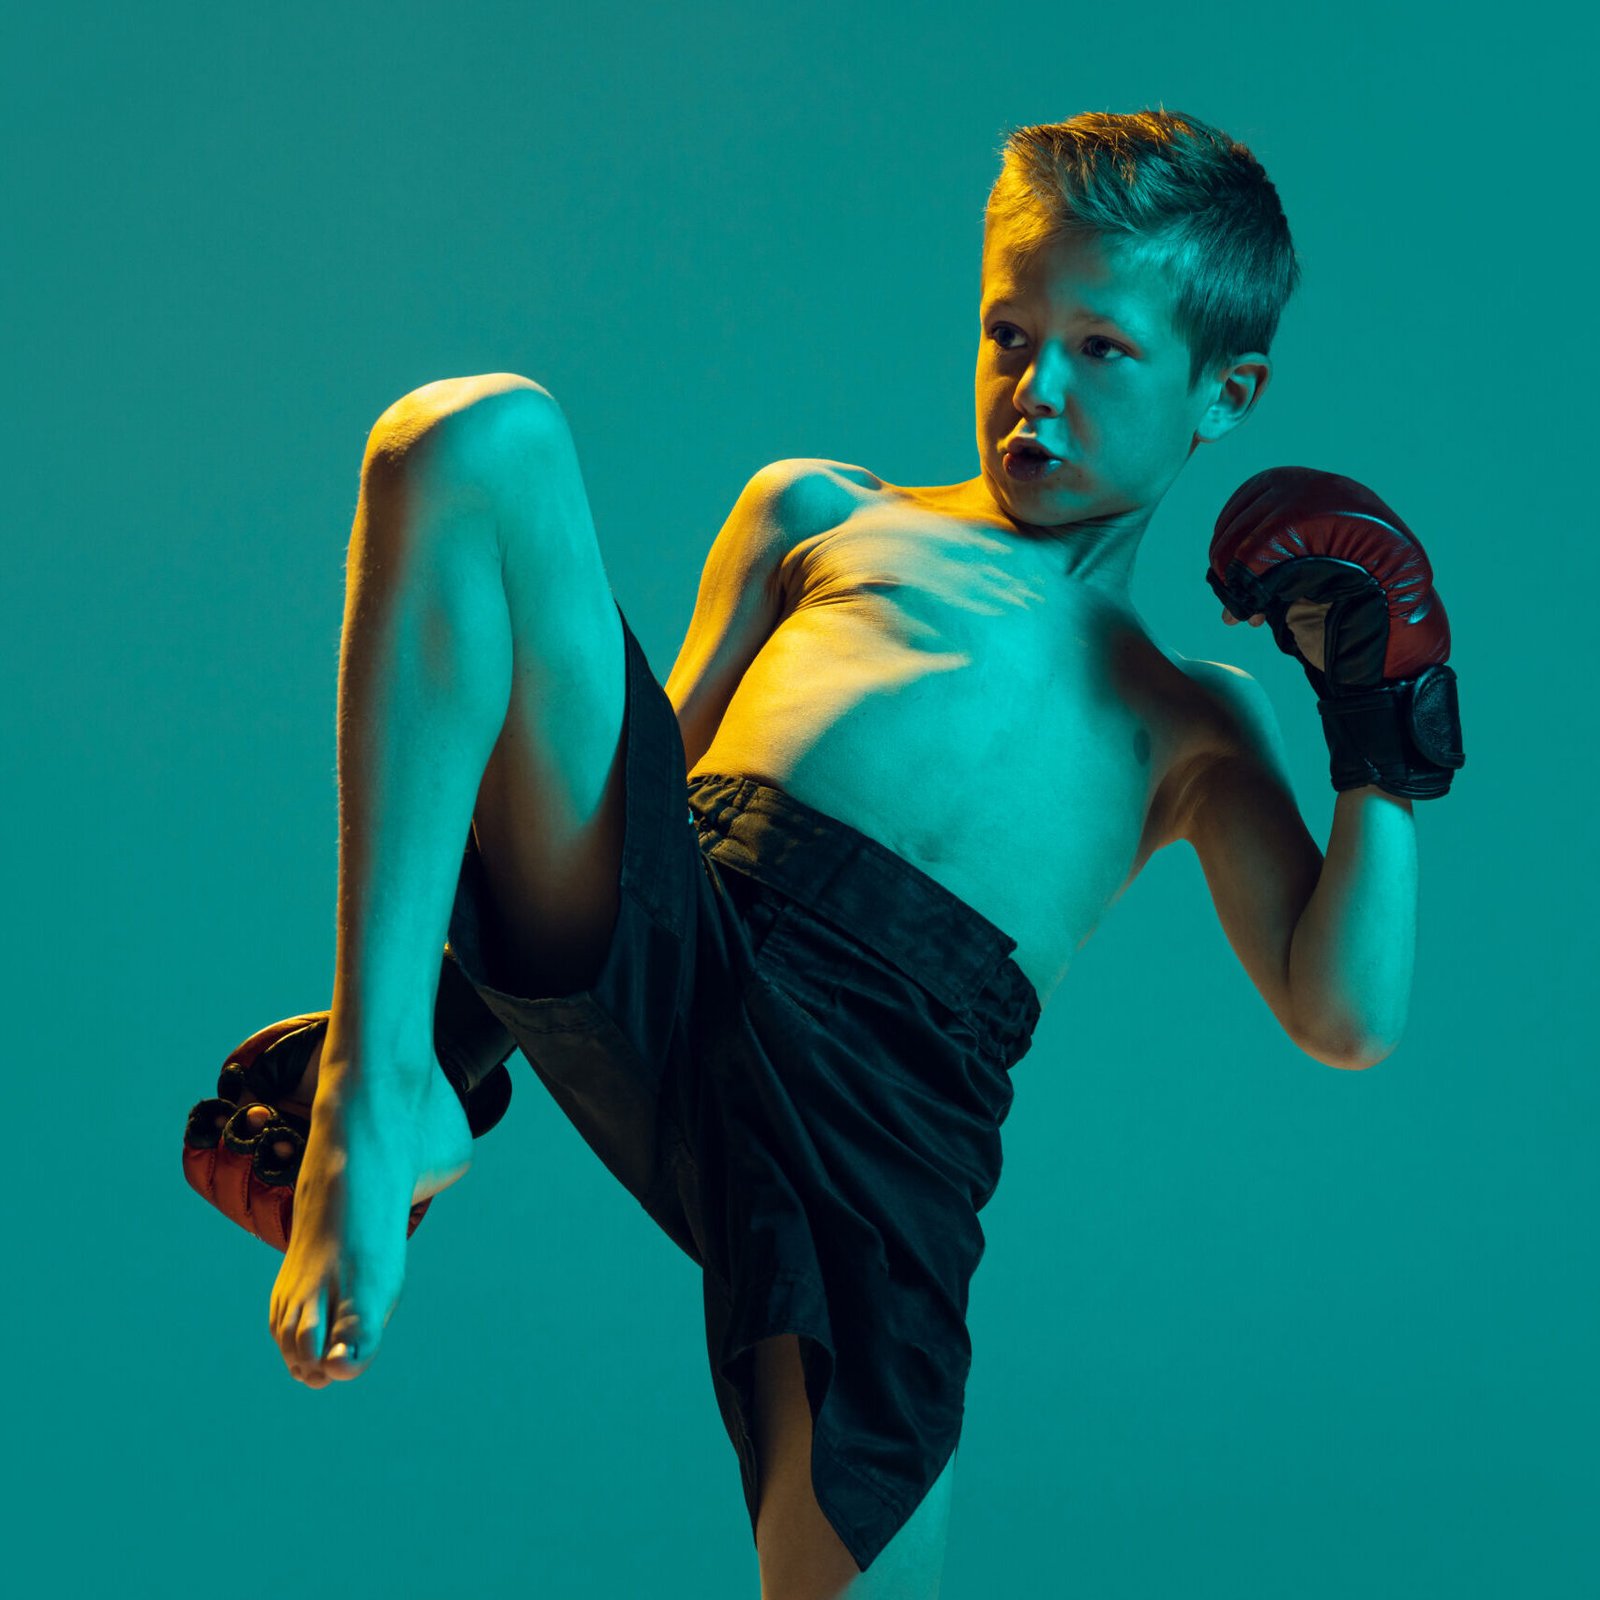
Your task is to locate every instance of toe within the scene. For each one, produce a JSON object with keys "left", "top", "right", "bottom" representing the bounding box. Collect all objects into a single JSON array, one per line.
[
  {"left": 323, "top": 1342, "right": 366, "bottom": 1380},
  {"left": 290, "top": 1291, "right": 329, "bottom": 1373},
  {"left": 323, "top": 1300, "right": 376, "bottom": 1379}
]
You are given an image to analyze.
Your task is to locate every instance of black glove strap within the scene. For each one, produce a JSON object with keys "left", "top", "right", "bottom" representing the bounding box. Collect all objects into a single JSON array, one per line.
[
  {"left": 1208, "top": 562, "right": 1465, "bottom": 800},
  {"left": 1317, "top": 663, "right": 1465, "bottom": 799}
]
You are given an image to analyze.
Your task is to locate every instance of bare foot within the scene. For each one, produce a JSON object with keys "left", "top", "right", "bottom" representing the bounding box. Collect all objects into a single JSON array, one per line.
[
  {"left": 266, "top": 1049, "right": 473, "bottom": 1389},
  {"left": 240, "top": 1021, "right": 463, "bottom": 1198}
]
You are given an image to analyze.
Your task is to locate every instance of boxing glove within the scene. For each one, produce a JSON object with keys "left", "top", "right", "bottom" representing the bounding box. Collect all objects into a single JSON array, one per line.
[
  {"left": 181, "top": 946, "right": 515, "bottom": 1251},
  {"left": 1206, "top": 465, "right": 1465, "bottom": 798}
]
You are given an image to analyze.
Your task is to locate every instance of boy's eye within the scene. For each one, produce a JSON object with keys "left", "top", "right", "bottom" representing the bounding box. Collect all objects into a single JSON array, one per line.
[{"left": 986, "top": 324, "right": 1127, "bottom": 362}]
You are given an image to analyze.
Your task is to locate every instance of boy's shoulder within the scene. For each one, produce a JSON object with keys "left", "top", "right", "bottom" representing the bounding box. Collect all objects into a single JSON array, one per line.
[
  {"left": 1171, "top": 655, "right": 1277, "bottom": 752},
  {"left": 746, "top": 458, "right": 880, "bottom": 551},
  {"left": 760, "top": 457, "right": 881, "bottom": 499},
  {"left": 781, "top": 457, "right": 882, "bottom": 487},
  {"left": 1149, "top": 652, "right": 1292, "bottom": 848}
]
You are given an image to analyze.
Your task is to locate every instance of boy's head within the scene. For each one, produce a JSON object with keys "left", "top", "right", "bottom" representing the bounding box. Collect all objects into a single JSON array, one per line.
[{"left": 974, "top": 108, "right": 1302, "bottom": 556}]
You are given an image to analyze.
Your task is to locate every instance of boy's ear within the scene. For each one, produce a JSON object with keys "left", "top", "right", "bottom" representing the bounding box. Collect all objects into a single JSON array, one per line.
[{"left": 1192, "top": 354, "right": 1272, "bottom": 450}]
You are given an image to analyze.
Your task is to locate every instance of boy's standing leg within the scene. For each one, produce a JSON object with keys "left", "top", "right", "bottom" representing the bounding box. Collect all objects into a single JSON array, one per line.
[
  {"left": 753, "top": 1333, "right": 958, "bottom": 1598},
  {"left": 271, "top": 372, "right": 632, "bottom": 1388}
]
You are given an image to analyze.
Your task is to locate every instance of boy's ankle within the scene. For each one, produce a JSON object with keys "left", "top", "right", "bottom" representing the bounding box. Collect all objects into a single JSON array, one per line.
[{"left": 322, "top": 1014, "right": 437, "bottom": 1078}]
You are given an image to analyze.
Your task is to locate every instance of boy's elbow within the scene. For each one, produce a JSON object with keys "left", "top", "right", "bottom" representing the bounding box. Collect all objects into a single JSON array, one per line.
[
  {"left": 1329, "top": 1044, "right": 1393, "bottom": 1072},
  {"left": 1317, "top": 1035, "right": 1399, "bottom": 1072},
  {"left": 1292, "top": 1020, "right": 1398, "bottom": 1071}
]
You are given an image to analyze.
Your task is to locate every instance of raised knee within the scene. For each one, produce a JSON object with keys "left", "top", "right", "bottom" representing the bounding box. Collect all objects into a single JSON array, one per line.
[{"left": 364, "top": 373, "right": 561, "bottom": 481}]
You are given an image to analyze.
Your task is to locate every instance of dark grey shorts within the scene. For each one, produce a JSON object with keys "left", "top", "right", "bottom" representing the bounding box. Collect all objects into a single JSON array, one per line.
[{"left": 443, "top": 598, "right": 1040, "bottom": 1573}]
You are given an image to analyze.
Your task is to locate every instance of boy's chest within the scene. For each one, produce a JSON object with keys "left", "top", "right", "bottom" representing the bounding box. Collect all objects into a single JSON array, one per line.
[{"left": 689, "top": 504, "right": 1214, "bottom": 1002}]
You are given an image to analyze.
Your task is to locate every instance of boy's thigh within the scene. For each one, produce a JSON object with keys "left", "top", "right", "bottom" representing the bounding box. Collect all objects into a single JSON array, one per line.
[
  {"left": 455, "top": 383, "right": 631, "bottom": 999},
  {"left": 752, "top": 1333, "right": 955, "bottom": 1600}
]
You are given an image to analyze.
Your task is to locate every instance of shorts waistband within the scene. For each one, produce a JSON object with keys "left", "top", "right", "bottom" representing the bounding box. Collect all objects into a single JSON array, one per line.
[{"left": 687, "top": 773, "right": 1040, "bottom": 1068}]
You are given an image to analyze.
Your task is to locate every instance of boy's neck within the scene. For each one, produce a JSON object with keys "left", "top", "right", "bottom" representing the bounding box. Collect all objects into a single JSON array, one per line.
[{"left": 891, "top": 473, "right": 1153, "bottom": 603}]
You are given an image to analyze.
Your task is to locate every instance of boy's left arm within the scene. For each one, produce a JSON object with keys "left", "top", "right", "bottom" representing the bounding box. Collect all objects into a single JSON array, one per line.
[
  {"left": 1184, "top": 465, "right": 1467, "bottom": 1071},
  {"left": 1178, "top": 662, "right": 1417, "bottom": 1071}
]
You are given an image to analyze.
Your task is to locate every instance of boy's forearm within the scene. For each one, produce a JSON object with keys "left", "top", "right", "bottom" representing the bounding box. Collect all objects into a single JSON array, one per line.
[{"left": 1288, "top": 785, "right": 1417, "bottom": 1069}]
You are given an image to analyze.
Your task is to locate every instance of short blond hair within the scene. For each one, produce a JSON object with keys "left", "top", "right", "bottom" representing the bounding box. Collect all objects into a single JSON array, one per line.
[{"left": 985, "top": 108, "right": 1303, "bottom": 391}]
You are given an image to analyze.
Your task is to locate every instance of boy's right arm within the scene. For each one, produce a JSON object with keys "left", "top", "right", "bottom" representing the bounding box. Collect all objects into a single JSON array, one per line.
[{"left": 665, "top": 458, "right": 850, "bottom": 774}]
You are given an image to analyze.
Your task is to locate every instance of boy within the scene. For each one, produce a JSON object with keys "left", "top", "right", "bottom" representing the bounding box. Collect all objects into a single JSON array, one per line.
[{"left": 184, "top": 108, "right": 1461, "bottom": 1598}]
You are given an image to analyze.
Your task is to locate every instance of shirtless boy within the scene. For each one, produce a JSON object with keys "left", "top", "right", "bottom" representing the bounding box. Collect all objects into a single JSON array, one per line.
[{"left": 184, "top": 108, "right": 1463, "bottom": 1599}]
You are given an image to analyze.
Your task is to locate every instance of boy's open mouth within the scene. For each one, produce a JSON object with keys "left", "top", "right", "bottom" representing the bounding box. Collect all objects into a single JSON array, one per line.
[{"left": 1002, "top": 441, "right": 1064, "bottom": 482}]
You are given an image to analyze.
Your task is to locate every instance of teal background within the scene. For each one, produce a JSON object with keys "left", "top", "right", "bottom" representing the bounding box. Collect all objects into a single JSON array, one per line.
[{"left": 6, "top": 1, "right": 1592, "bottom": 1594}]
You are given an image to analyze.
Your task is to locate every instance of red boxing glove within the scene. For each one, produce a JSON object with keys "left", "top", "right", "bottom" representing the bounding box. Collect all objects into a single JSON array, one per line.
[
  {"left": 182, "top": 947, "right": 516, "bottom": 1251},
  {"left": 1206, "top": 465, "right": 1465, "bottom": 798},
  {"left": 181, "top": 1014, "right": 436, "bottom": 1251}
]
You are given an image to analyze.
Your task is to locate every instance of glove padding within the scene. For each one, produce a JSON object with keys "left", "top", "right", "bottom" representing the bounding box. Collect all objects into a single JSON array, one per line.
[
  {"left": 1206, "top": 465, "right": 1466, "bottom": 798},
  {"left": 181, "top": 950, "right": 515, "bottom": 1251}
]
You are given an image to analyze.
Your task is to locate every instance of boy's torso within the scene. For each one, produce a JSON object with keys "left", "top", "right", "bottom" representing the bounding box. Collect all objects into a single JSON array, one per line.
[{"left": 687, "top": 466, "right": 1229, "bottom": 1005}]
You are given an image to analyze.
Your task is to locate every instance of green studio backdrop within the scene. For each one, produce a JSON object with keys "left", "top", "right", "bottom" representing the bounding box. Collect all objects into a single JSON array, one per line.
[{"left": 5, "top": 1, "right": 1592, "bottom": 1596}]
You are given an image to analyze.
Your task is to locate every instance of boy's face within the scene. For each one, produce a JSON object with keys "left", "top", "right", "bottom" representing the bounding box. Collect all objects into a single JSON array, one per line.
[{"left": 974, "top": 219, "right": 1266, "bottom": 540}]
